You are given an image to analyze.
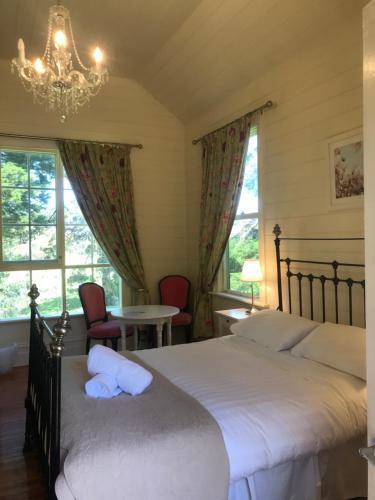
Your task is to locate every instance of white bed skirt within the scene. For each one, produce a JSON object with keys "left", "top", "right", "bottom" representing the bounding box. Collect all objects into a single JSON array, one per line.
[{"left": 228, "top": 435, "right": 367, "bottom": 500}]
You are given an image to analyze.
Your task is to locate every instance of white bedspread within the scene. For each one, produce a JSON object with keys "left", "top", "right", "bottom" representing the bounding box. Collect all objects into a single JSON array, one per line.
[{"left": 135, "top": 335, "right": 366, "bottom": 482}]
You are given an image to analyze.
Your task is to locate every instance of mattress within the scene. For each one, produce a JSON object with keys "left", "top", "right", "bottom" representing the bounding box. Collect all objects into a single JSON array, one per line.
[{"left": 135, "top": 334, "right": 367, "bottom": 482}]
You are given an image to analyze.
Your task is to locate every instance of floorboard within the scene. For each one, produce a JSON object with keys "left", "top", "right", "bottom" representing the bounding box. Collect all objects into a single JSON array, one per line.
[{"left": 0, "top": 366, "right": 44, "bottom": 500}]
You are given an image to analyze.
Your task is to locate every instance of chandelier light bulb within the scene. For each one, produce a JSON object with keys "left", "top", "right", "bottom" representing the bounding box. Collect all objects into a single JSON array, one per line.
[
  {"left": 93, "top": 47, "right": 103, "bottom": 65},
  {"left": 17, "top": 38, "right": 26, "bottom": 65},
  {"left": 34, "top": 58, "right": 45, "bottom": 74},
  {"left": 54, "top": 30, "right": 67, "bottom": 48}
]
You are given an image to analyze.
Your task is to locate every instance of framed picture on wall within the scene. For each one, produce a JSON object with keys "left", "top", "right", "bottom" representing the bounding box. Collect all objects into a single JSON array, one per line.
[{"left": 328, "top": 129, "right": 364, "bottom": 209}]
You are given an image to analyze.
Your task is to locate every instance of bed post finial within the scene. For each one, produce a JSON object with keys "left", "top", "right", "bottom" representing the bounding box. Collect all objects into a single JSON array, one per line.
[
  {"left": 273, "top": 224, "right": 281, "bottom": 238},
  {"left": 28, "top": 284, "right": 40, "bottom": 307},
  {"left": 51, "top": 311, "right": 71, "bottom": 357}
]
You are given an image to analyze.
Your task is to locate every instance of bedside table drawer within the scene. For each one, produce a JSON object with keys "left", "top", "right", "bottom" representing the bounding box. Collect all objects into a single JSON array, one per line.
[
  {"left": 214, "top": 308, "right": 252, "bottom": 337},
  {"left": 218, "top": 316, "right": 237, "bottom": 336}
]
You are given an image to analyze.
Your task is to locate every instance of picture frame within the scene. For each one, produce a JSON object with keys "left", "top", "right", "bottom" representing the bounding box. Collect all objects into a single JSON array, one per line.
[{"left": 328, "top": 129, "right": 364, "bottom": 209}]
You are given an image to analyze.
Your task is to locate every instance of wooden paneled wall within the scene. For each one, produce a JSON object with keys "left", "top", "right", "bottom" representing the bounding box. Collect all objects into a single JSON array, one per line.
[{"left": 186, "top": 1, "right": 365, "bottom": 322}]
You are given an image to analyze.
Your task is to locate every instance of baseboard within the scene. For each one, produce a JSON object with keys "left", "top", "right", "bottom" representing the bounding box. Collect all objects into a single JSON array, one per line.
[
  {"left": 15, "top": 342, "right": 29, "bottom": 367},
  {"left": 14, "top": 334, "right": 85, "bottom": 367}
]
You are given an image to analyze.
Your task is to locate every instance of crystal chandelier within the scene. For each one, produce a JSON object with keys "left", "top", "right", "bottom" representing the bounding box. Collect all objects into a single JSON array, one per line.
[{"left": 11, "top": 1, "right": 108, "bottom": 123}]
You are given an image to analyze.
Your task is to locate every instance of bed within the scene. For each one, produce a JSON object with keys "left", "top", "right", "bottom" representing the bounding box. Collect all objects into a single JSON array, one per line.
[{"left": 25, "top": 225, "right": 367, "bottom": 500}]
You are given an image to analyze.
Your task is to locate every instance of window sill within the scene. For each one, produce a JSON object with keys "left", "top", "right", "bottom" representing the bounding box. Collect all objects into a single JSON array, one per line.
[
  {"left": 210, "top": 291, "right": 269, "bottom": 310},
  {"left": 0, "top": 312, "right": 85, "bottom": 325}
]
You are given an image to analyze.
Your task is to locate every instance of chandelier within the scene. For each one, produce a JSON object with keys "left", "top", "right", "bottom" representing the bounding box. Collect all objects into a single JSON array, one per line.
[{"left": 11, "top": 1, "right": 108, "bottom": 123}]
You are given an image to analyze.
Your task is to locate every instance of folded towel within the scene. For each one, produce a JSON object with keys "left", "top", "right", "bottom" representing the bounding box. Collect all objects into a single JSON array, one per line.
[
  {"left": 116, "top": 359, "right": 153, "bottom": 396},
  {"left": 87, "top": 344, "right": 153, "bottom": 396},
  {"left": 88, "top": 344, "right": 127, "bottom": 378},
  {"left": 85, "top": 373, "right": 122, "bottom": 399}
]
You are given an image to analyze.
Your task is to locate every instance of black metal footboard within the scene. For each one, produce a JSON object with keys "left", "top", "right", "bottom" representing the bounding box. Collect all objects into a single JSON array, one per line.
[{"left": 24, "top": 284, "right": 71, "bottom": 499}]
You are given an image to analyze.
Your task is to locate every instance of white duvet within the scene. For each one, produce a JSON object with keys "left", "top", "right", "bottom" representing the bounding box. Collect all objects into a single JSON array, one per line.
[{"left": 135, "top": 335, "right": 366, "bottom": 482}]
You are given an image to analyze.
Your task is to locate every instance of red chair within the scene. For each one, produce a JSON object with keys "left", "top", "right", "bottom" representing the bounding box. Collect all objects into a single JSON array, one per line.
[
  {"left": 79, "top": 282, "right": 131, "bottom": 354},
  {"left": 159, "top": 275, "right": 192, "bottom": 343}
]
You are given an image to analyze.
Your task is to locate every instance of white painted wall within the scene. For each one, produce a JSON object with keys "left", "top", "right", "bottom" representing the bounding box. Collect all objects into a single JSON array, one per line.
[
  {"left": 186, "top": 1, "right": 365, "bottom": 325},
  {"left": 0, "top": 59, "right": 187, "bottom": 357}
]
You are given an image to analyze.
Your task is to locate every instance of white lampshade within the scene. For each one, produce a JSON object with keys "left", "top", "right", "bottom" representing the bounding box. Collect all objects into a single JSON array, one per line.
[{"left": 240, "top": 259, "right": 263, "bottom": 282}]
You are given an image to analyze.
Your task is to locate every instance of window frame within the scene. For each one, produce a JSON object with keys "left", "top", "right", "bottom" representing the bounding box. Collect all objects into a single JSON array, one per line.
[
  {"left": 221, "top": 124, "right": 266, "bottom": 303},
  {"left": 0, "top": 145, "right": 62, "bottom": 269},
  {"left": 0, "top": 139, "right": 123, "bottom": 319}
]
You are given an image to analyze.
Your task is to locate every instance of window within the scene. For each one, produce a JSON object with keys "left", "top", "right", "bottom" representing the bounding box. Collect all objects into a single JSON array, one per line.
[
  {"left": 225, "top": 127, "right": 261, "bottom": 296},
  {"left": 0, "top": 146, "right": 121, "bottom": 319}
]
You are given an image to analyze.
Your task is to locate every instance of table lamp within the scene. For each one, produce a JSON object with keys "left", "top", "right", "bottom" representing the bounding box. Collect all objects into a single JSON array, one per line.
[{"left": 240, "top": 259, "right": 263, "bottom": 313}]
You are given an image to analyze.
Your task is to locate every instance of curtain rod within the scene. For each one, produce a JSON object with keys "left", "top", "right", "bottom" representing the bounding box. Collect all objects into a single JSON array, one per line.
[
  {"left": 192, "top": 100, "right": 274, "bottom": 145},
  {"left": 0, "top": 131, "right": 143, "bottom": 149}
]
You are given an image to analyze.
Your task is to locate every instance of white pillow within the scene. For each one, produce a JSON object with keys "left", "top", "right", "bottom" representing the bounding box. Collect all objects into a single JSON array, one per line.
[
  {"left": 291, "top": 322, "right": 366, "bottom": 380},
  {"left": 230, "top": 309, "right": 319, "bottom": 351}
]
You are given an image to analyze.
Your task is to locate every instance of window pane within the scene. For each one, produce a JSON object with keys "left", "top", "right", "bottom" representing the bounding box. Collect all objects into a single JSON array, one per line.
[
  {"left": 31, "top": 269, "right": 62, "bottom": 315},
  {"left": 63, "top": 171, "right": 72, "bottom": 190},
  {"left": 0, "top": 153, "right": 123, "bottom": 321},
  {"left": 228, "top": 218, "right": 259, "bottom": 295},
  {"left": 2, "top": 188, "right": 29, "bottom": 224},
  {"left": 0, "top": 271, "right": 30, "bottom": 318},
  {"left": 64, "top": 189, "right": 85, "bottom": 224},
  {"left": 237, "top": 133, "right": 258, "bottom": 215},
  {"left": 3, "top": 226, "right": 30, "bottom": 261},
  {"left": 94, "top": 267, "right": 120, "bottom": 308},
  {"left": 31, "top": 226, "right": 57, "bottom": 260},
  {"left": 30, "top": 189, "right": 56, "bottom": 224},
  {"left": 65, "top": 225, "right": 93, "bottom": 265},
  {"left": 93, "top": 239, "right": 109, "bottom": 264},
  {"left": 0, "top": 150, "right": 28, "bottom": 187},
  {"left": 66, "top": 267, "right": 93, "bottom": 313},
  {"left": 30, "top": 153, "right": 56, "bottom": 188}
]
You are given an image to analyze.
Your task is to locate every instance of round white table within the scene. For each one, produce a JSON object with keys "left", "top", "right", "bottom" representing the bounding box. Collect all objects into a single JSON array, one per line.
[{"left": 111, "top": 305, "right": 179, "bottom": 350}]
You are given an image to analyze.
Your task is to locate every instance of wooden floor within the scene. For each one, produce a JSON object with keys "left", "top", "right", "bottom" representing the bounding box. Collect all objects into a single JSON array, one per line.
[{"left": 0, "top": 366, "right": 44, "bottom": 500}]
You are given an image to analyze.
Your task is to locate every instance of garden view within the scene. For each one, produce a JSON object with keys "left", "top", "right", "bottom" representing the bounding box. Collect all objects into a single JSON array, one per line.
[
  {"left": 0, "top": 149, "right": 120, "bottom": 319},
  {"left": 227, "top": 131, "right": 259, "bottom": 296}
]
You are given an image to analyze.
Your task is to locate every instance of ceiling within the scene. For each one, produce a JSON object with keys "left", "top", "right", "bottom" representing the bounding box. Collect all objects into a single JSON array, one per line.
[
  {"left": 0, "top": 0, "right": 369, "bottom": 122},
  {"left": 0, "top": 0, "right": 203, "bottom": 78}
]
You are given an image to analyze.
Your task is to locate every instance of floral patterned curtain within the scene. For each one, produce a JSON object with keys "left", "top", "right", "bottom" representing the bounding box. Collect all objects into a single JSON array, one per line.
[
  {"left": 58, "top": 140, "right": 149, "bottom": 303},
  {"left": 193, "top": 113, "right": 257, "bottom": 337}
]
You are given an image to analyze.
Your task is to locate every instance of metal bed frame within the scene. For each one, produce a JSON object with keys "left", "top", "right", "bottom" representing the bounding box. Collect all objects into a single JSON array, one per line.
[
  {"left": 23, "top": 225, "right": 365, "bottom": 497},
  {"left": 273, "top": 224, "right": 365, "bottom": 326},
  {"left": 24, "top": 284, "right": 71, "bottom": 499}
]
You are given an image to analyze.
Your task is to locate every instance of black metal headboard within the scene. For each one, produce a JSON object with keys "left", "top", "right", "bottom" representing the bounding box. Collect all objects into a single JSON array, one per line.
[{"left": 273, "top": 224, "right": 365, "bottom": 326}]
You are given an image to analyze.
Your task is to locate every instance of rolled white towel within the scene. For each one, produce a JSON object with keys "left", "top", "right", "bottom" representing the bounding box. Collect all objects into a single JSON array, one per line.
[
  {"left": 88, "top": 344, "right": 128, "bottom": 378},
  {"left": 85, "top": 373, "right": 122, "bottom": 399},
  {"left": 87, "top": 344, "right": 153, "bottom": 396},
  {"left": 117, "top": 359, "right": 153, "bottom": 396}
]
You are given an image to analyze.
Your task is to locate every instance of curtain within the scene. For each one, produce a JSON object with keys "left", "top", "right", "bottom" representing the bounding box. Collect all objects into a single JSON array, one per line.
[
  {"left": 193, "top": 113, "right": 257, "bottom": 337},
  {"left": 58, "top": 140, "right": 149, "bottom": 303}
]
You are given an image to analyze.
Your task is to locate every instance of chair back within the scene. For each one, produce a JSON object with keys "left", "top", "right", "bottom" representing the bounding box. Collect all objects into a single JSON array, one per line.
[
  {"left": 159, "top": 275, "right": 190, "bottom": 310},
  {"left": 79, "top": 282, "right": 108, "bottom": 328}
]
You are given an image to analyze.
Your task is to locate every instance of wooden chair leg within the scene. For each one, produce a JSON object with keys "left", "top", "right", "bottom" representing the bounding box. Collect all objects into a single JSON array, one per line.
[
  {"left": 86, "top": 336, "right": 91, "bottom": 354},
  {"left": 111, "top": 337, "right": 118, "bottom": 352},
  {"left": 103, "top": 339, "right": 107, "bottom": 347},
  {"left": 186, "top": 325, "right": 192, "bottom": 343}
]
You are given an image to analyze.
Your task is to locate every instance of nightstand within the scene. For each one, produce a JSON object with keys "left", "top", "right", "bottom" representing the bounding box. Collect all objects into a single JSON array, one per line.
[{"left": 214, "top": 307, "right": 258, "bottom": 337}]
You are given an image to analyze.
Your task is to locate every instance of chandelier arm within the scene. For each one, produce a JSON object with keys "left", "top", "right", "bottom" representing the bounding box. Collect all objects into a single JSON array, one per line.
[
  {"left": 67, "top": 16, "right": 89, "bottom": 71},
  {"left": 15, "top": 64, "right": 34, "bottom": 83},
  {"left": 43, "top": 11, "right": 53, "bottom": 65}
]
